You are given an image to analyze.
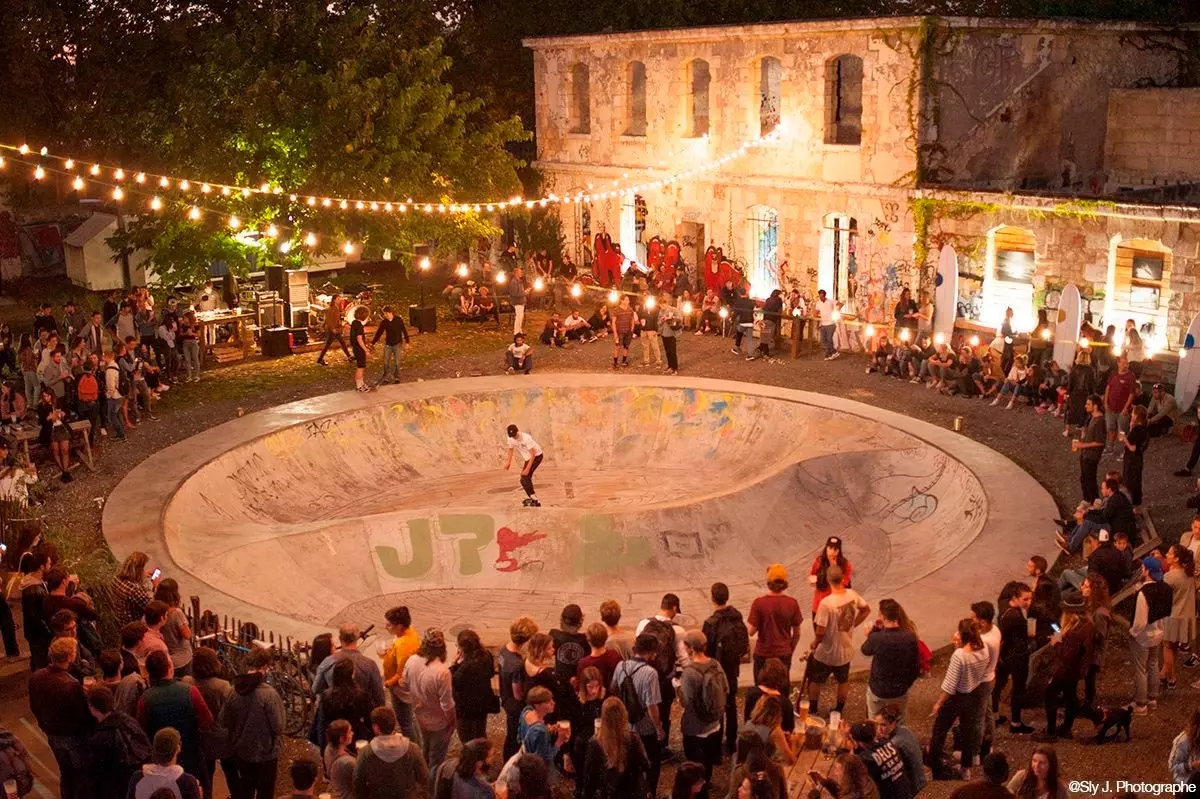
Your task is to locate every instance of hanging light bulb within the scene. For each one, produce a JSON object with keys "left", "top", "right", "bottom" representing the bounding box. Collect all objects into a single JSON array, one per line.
[
  {"left": 866, "top": 325, "right": 876, "bottom": 338},
  {"left": 150, "top": 196, "right": 162, "bottom": 210},
  {"left": 72, "top": 176, "right": 84, "bottom": 191},
  {"left": 188, "top": 206, "right": 202, "bottom": 220},
  {"left": 114, "top": 168, "right": 125, "bottom": 180},
  {"left": 969, "top": 335, "right": 980, "bottom": 348},
  {"left": 495, "top": 270, "right": 507, "bottom": 285},
  {"left": 304, "top": 232, "right": 317, "bottom": 247},
  {"left": 355, "top": 201, "right": 365, "bottom": 211},
  {"left": 369, "top": 202, "right": 378, "bottom": 212},
  {"left": 179, "top": 180, "right": 190, "bottom": 191},
  {"left": 456, "top": 263, "right": 469, "bottom": 278},
  {"left": 343, "top": 241, "right": 355, "bottom": 255},
  {"left": 933, "top": 332, "right": 945, "bottom": 346},
  {"left": 682, "top": 300, "right": 693, "bottom": 314},
  {"left": 135, "top": 172, "right": 146, "bottom": 184},
  {"left": 0, "top": 157, "right": 5, "bottom": 168},
  {"left": 159, "top": 176, "right": 170, "bottom": 188},
  {"left": 64, "top": 159, "right": 74, "bottom": 170},
  {"left": 608, "top": 289, "right": 620, "bottom": 304},
  {"left": 322, "top": 198, "right": 332, "bottom": 208},
  {"left": 279, "top": 240, "right": 293, "bottom": 254},
  {"left": 570, "top": 283, "right": 582, "bottom": 298},
  {"left": 259, "top": 183, "right": 270, "bottom": 194},
  {"left": 643, "top": 295, "right": 656, "bottom": 310},
  {"left": 228, "top": 215, "right": 241, "bottom": 229},
  {"left": 289, "top": 194, "right": 298, "bottom": 202},
  {"left": 18, "top": 145, "right": 29, "bottom": 155},
  {"left": 112, "top": 186, "right": 124, "bottom": 200},
  {"left": 533, "top": 277, "right": 546, "bottom": 292},
  {"left": 339, "top": 200, "right": 349, "bottom": 210},
  {"left": 39, "top": 146, "right": 47, "bottom": 156},
  {"left": 201, "top": 183, "right": 212, "bottom": 194},
  {"left": 220, "top": 186, "right": 231, "bottom": 196},
  {"left": 307, "top": 197, "right": 316, "bottom": 206},
  {"left": 266, "top": 224, "right": 278, "bottom": 238},
  {"left": 33, "top": 165, "right": 45, "bottom": 180}
]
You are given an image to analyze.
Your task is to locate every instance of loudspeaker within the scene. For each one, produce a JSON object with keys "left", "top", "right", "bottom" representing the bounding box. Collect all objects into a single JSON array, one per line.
[
  {"left": 261, "top": 327, "right": 292, "bottom": 357},
  {"left": 265, "top": 265, "right": 284, "bottom": 292},
  {"left": 409, "top": 305, "right": 437, "bottom": 334}
]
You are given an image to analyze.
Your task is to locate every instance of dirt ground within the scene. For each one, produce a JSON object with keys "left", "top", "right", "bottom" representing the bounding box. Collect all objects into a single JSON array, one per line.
[{"left": 27, "top": 310, "right": 1200, "bottom": 796}]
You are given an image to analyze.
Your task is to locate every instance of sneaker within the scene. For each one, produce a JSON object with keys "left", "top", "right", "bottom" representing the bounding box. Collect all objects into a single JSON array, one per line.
[
  {"left": 990, "top": 397, "right": 1001, "bottom": 407},
  {"left": 1133, "top": 703, "right": 1149, "bottom": 716},
  {"left": 1005, "top": 401, "right": 1015, "bottom": 410},
  {"left": 731, "top": 347, "right": 741, "bottom": 355},
  {"left": 506, "top": 367, "right": 514, "bottom": 375},
  {"left": 99, "top": 428, "right": 108, "bottom": 438},
  {"left": 746, "top": 356, "right": 757, "bottom": 361},
  {"left": 829, "top": 352, "right": 841, "bottom": 360},
  {"left": 1164, "top": 678, "right": 1178, "bottom": 690},
  {"left": 865, "top": 367, "right": 873, "bottom": 374},
  {"left": 909, "top": 377, "right": 921, "bottom": 383},
  {"left": 1176, "top": 469, "right": 1194, "bottom": 477},
  {"left": 522, "top": 498, "right": 533, "bottom": 507},
  {"left": 316, "top": 360, "right": 327, "bottom": 367},
  {"left": 1062, "top": 428, "right": 1070, "bottom": 437},
  {"left": 1149, "top": 699, "right": 1159, "bottom": 709},
  {"left": 1183, "top": 654, "right": 1200, "bottom": 669}
]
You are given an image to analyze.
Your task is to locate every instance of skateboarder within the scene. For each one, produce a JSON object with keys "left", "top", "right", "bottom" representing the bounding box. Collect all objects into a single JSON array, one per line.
[{"left": 504, "top": 424, "right": 543, "bottom": 507}]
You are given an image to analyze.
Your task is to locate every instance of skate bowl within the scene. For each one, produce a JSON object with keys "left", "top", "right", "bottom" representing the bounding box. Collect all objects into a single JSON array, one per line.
[{"left": 104, "top": 374, "right": 1057, "bottom": 667}]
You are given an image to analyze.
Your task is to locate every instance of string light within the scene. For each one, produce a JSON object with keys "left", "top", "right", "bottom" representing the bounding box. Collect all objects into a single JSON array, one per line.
[
  {"left": 135, "top": 172, "right": 146, "bottom": 184},
  {"left": 304, "top": 232, "right": 317, "bottom": 247},
  {"left": 456, "top": 263, "right": 469, "bottom": 278},
  {"left": 159, "top": 176, "right": 170, "bottom": 188},
  {"left": 228, "top": 215, "right": 241, "bottom": 229},
  {"left": 570, "top": 283, "right": 582, "bottom": 298},
  {"left": 608, "top": 289, "right": 620, "bottom": 304},
  {"left": 18, "top": 145, "right": 29, "bottom": 155},
  {"left": 34, "top": 166, "right": 45, "bottom": 180},
  {"left": 969, "top": 335, "right": 980, "bottom": 348},
  {"left": 343, "top": 241, "right": 355, "bottom": 255},
  {"left": 150, "top": 196, "right": 162, "bottom": 210},
  {"left": 188, "top": 206, "right": 202, "bottom": 220},
  {"left": 643, "top": 295, "right": 656, "bottom": 310},
  {"left": 39, "top": 146, "right": 47, "bottom": 156},
  {"left": 112, "top": 186, "right": 124, "bottom": 200},
  {"left": 495, "top": 270, "right": 507, "bottom": 285},
  {"left": 114, "top": 168, "right": 125, "bottom": 180},
  {"left": 933, "top": 332, "right": 945, "bottom": 346},
  {"left": 266, "top": 224, "right": 278, "bottom": 237},
  {"left": 90, "top": 164, "right": 100, "bottom": 176},
  {"left": 72, "top": 176, "right": 84, "bottom": 191},
  {"left": 64, "top": 159, "right": 74, "bottom": 170},
  {"left": 221, "top": 186, "right": 231, "bottom": 196},
  {"left": 201, "top": 183, "right": 212, "bottom": 194},
  {"left": 179, "top": 180, "right": 190, "bottom": 191},
  {"left": 279, "top": 240, "right": 292, "bottom": 254}
]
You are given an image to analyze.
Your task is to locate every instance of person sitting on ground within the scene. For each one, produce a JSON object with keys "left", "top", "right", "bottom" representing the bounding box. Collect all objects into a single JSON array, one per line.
[
  {"left": 1146, "top": 383, "right": 1179, "bottom": 438},
  {"left": 945, "top": 346, "right": 984, "bottom": 397},
  {"left": 992, "top": 355, "right": 1029, "bottom": 410},
  {"left": 506, "top": 334, "right": 533, "bottom": 375},
  {"left": 562, "top": 310, "right": 595, "bottom": 343},
  {"left": 127, "top": 727, "right": 203, "bottom": 799},
  {"left": 866, "top": 335, "right": 893, "bottom": 375},
  {"left": 458, "top": 286, "right": 482, "bottom": 319},
  {"left": 920, "top": 342, "right": 956, "bottom": 390},
  {"left": 587, "top": 304, "right": 610, "bottom": 339},
  {"left": 540, "top": 315, "right": 566, "bottom": 348}
]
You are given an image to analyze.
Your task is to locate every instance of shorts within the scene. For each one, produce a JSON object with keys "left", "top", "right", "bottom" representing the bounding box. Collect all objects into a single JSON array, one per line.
[
  {"left": 805, "top": 657, "right": 850, "bottom": 684},
  {"left": 353, "top": 347, "right": 367, "bottom": 368},
  {"left": 1104, "top": 410, "right": 1129, "bottom": 434},
  {"left": 50, "top": 424, "right": 70, "bottom": 443},
  {"left": 616, "top": 332, "right": 633, "bottom": 348}
]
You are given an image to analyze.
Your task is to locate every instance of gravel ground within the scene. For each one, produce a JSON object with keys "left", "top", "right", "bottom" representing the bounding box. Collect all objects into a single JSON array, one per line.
[{"left": 31, "top": 317, "right": 1200, "bottom": 795}]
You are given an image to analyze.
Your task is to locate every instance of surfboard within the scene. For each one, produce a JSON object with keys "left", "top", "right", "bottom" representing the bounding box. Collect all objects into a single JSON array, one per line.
[
  {"left": 1175, "top": 309, "right": 1200, "bottom": 410},
  {"left": 933, "top": 245, "right": 958, "bottom": 341},
  {"left": 1052, "top": 283, "right": 1081, "bottom": 367}
]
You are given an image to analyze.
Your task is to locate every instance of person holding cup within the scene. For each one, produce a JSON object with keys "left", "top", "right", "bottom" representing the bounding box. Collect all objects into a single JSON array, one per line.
[{"left": 517, "top": 687, "right": 568, "bottom": 782}]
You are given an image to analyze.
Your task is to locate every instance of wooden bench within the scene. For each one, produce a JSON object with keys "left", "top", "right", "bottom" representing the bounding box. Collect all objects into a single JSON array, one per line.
[{"left": 11, "top": 420, "right": 95, "bottom": 472}]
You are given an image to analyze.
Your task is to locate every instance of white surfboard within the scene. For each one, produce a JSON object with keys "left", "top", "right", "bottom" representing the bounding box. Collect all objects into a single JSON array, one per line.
[
  {"left": 933, "top": 245, "right": 958, "bottom": 341},
  {"left": 1175, "top": 310, "right": 1200, "bottom": 410},
  {"left": 1052, "top": 283, "right": 1081, "bottom": 367}
]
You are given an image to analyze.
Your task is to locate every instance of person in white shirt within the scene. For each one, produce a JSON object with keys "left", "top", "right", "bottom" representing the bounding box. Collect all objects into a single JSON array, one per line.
[
  {"left": 805, "top": 566, "right": 870, "bottom": 717},
  {"left": 929, "top": 618, "right": 991, "bottom": 780},
  {"left": 1130, "top": 556, "right": 1168, "bottom": 714},
  {"left": 505, "top": 333, "right": 533, "bottom": 375},
  {"left": 815, "top": 289, "right": 841, "bottom": 360},
  {"left": 504, "top": 424, "right": 543, "bottom": 507},
  {"left": 972, "top": 602, "right": 1002, "bottom": 754}
]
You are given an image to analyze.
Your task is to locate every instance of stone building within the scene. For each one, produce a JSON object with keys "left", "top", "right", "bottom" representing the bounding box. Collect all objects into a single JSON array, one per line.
[{"left": 525, "top": 16, "right": 1200, "bottom": 349}]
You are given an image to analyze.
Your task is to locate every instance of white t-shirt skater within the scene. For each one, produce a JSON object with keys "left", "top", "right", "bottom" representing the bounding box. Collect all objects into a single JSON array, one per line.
[
  {"left": 507, "top": 432, "right": 543, "bottom": 462},
  {"left": 816, "top": 298, "right": 837, "bottom": 325}
]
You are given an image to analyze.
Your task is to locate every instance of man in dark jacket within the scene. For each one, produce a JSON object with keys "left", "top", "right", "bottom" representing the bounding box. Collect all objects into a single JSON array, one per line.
[
  {"left": 861, "top": 599, "right": 920, "bottom": 721},
  {"left": 732, "top": 287, "right": 757, "bottom": 360},
  {"left": 701, "top": 582, "right": 748, "bottom": 754},
  {"left": 220, "top": 647, "right": 286, "bottom": 799},
  {"left": 86, "top": 683, "right": 150, "bottom": 799},
  {"left": 18, "top": 554, "right": 51, "bottom": 670},
  {"left": 1061, "top": 477, "right": 1137, "bottom": 553},
  {"left": 28, "top": 638, "right": 91, "bottom": 799},
  {"left": 1087, "top": 530, "right": 1133, "bottom": 595},
  {"left": 136, "top": 651, "right": 212, "bottom": 786},
  {"left": 369, "top": 305, "right": 410, "bottom": 385}
]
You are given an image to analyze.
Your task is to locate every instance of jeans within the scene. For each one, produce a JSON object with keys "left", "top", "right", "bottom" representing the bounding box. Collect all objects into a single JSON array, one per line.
[
  {"left": 22, "top": 371, "right": 39, "bottom": 409},
  {"left": 77, "top": 401, "right": 100, "bottom": 444},
  {"left": 1067, "top": 519, "right": 1108, "bottom": 554},
  {"left": 641, "top": 330, "right": 663, "bottom": 365},
  {"left": 106, "top": 397, "right": 126, "bottom": 439},
  {"left": 47, "top": 734, "right": 88, "bottom": 799},
  {"left": 682, "top": 731, "right": 721, "bottom": 798},
  {"left": 394, "top": 697, "right": 419, "bottom": 741},
  {"left": 1132, "top": 640, "right": 1161, "bottom": 705},
  {"left": 819, "top": 324, "right": 836, "bottom": 356},
  {"left": 866, "top": 687, "right": 908, "bottom": 724},
  {"left": 663, "top": 336, "right": 679, "bottom": 371},
  {"left": 182, "top": 339, "right": 201, "bottom": 379},
  {"left": 993, "top": 656, "right": 1027, "bottom": 724},
  {"left": 738, "top": 324, "right": 755, "bottom": 357},
  {"left": 641, "top": 732, "right": 663, "bottom": 798},
  {"left": 929, "top": 692, "right": 982, "bottom": 771},
  {"left": 1044, "top": 676, "right": 1079, "bottom": 736},
  {"left": 227, "top": 757, "right": 277, "bottom": 799},
  {"left": 381, "top": 343, "right": 403, "bottom": 382},
  {"left": 420, "top": 726, "right": 452, "bottom": 774},
  {"left": 513, "top": 304, "right": 525, "bottom": 335},
  {"left": 506, "top": 351, "right": 533, "bottom": 374},
  {"left": 1057, "top": 567, "right": 1087, "bottom": 593},
  {"left": 317, "top": 332, "right": 349, "bottom": 363},
  {"left": 720, "top": 660, "right": 740, "bottom": 751}
]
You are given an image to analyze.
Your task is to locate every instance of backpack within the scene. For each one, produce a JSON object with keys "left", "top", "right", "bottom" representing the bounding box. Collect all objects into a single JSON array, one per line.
[
  {"left": 917, "top": 639, "right": 933, "bottom": 676},
  {"left": 0, "top": 730, "right": 33, "bottom": 797},
  {"left": 687, "top": 664, "right": 726, "bottom": 726},
  {"left": 106, "top": 363, "right": 129, "bottom": 396},
  {"left": 709, "top": 610, "right": 750, "bottom": 666},
  {"left": 1141, "top": 582, "right": 1173, "bottom": 626},
  {"left": 111, "top": 712, "right": 152, "bottom": 768},
  {"left": 615, "top": 662, "right": 650, "bottom": 726},
  {"left": 641, "top": 618, "right": 676, "bottom": 677},
  {"left": 76, "top": 372, "right": 99, "bottom": 403}
]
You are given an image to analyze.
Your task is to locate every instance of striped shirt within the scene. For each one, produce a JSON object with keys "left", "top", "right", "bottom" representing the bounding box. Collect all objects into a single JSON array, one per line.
[{"left": 941, "top": 646, "right": 991, "bottom": 695}]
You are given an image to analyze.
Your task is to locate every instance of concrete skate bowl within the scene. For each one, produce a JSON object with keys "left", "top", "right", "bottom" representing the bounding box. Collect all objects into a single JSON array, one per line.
[{"left": 104, "top": 374, "right": 1057, "bottom": 657}]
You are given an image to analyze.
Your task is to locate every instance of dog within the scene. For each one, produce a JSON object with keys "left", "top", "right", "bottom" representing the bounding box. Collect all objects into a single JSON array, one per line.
[{"left": 1090, "top": 704, "right": 1133, "bottom": 743}]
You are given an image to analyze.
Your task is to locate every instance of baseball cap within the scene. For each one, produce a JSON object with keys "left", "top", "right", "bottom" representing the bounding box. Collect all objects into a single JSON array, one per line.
[
  {"left": 1097, "top": 529, "right": 1110, "bottom": 543},
  {"left": 766, "top": 563, "right": 788, "bottom": 583},
  {"left": 825, "top": 536, "right": 842, "bottom": 549},
  {"left": 1141, "top": 556, "right": 1164, "bottom": 581}
]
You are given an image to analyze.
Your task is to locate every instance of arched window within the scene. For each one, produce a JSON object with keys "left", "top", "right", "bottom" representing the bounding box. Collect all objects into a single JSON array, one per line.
[
  {"left": 747, "top": 206, "right": 779, "bottom": 298},
  {"left": 983, "top": 225, "right": 1036, "bottom": 328},
  {"left": 1106, "top": 237, "right": 1172, "bottom": 342},
  {"left": 568, "top": 63, "right": 590, "bottom": 134},
  {"left": 825, "top": 55, "right": 862, "bottom": 145},
  {"left": 759, "top": 57, "right": 781, "bottom": 136},
  {"left": 687, "top": 59, "right": 710, "bottom": 138},
  {"left": 626, "top": 61, "right": 647, "bottom": 136}
]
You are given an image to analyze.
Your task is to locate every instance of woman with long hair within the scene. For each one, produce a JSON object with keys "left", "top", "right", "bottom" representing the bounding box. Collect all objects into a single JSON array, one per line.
[
  {"left": 112, "top": 551, "right": 156, "bottom": 627},
  {"left": 743, "top": 695, "right": 798, "bottom": 765},
  {"left": 313, "top": 658, "right": 373, "bottom": 746},
  {"left": 17, "top": 333, "right": 38, "bottom": 409},
  {"left": 1122, "top": 404, "right": 1150, "bottom": 508},
  {"left": 523, "top": 632, "right": 566, "bottom": 725},
  {"left": 582, "top": 696, "right": 650, "bottom": 799},
  {"left": 1080, "top": 573, "right": 1112, "bottom": 714},
  {"left": 742, "top": 659, "right": 794, "bottom": 735},
  {"left": 0, "top": 381, "right": 27, "bottom": 422},
  {"left": 451, "top": 738, "right": 495, "bottom": 799},
  {"left": 36, "top": 388, "right": 73, "bottom": 481},
  {"left": 1161, "top": 545, "right": 1197, "bottom": 690},
  {"left": 670, "top": 761, "right": 706, "bottom": 799},
  {"left": 808, "top": 536, "right": 852, "bottom": 624},
  {"left": 724, "top": 732, "right": 786, "bottom": 799},
  {"left": 191, "top": 647, "right": 234, "bottom": 799},
  {"left": 1170, "top": 709, "right": 1200, "bottom": 785},
  {"left": 929, "top": 618, "right": 990, "bottom": 780},
  {"left": 807, "top": 753, "right": 879, "bottom": 799},
  {"left": 1063, "top": 348, "right": 1095, "bottom": 438},
  {"left": 451, "top": 629, "right": 498, "bottom": 744},
  {"left": 1037, "top": 594, "right": 1093, "bottom": 742},
  {"left": 1008, "top": 745, "right": 1069, "bottom": 799},
  {"left": 322, "top": 719, "right": 355, "bottom": 799},
  {"left": 992, "top": 353, "right": 1029, "bottom": 410},
  {"left": 573, "top": 665, "right": 606, "bottom": 792},
  {"left": 152, "top": 577, "right": 193, "bottom": 677}
]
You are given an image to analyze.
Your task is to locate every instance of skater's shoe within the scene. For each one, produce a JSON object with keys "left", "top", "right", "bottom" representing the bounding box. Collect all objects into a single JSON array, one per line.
[
  {"left": 529, "top": 499, "right": 541, "bottom": 507},
  {"left": 522, "top": 498, "right": 533, "bottom": 507}
]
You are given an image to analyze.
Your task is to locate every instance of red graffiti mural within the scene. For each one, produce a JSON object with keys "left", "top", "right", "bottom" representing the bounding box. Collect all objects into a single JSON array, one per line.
[{"left": 494, "top": 526, "right": 548, "bottom": 572}]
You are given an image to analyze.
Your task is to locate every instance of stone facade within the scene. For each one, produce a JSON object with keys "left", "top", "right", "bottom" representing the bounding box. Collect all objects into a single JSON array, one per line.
[
  {"left": 525, "top": 16, "right": 1200, "bottom": 337},
  {"left": 1106, "top": 89, "right": 1200, "bottom": 188}
]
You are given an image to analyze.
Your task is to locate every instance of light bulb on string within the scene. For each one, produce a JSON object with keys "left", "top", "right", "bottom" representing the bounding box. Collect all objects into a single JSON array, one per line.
[
  {"left": 150, "top": 196, "right": 162, "bottom": 211},
  {"left": 279, "top": 240, "right": 292, "bottom": 254},
  {"left": 33, "top": 166, "right": 45, "bottom": 180},
  {"left": 201, "top": 183, "right": 212, "bottom": 194},
  {"left": 18, "top": 145, "right": 29, "bottom": 155},
  {"left": 64, "top": 159, "right": 74, "bottom": 170},
  {"left": 304, "top": 232, "right": 317, "bottom": 247},
  {"left": 343, "top": 241, "right": 354, "bottom": 255},
  {"left": 240, "top": 188, "right": 251, "bottom": 198},
  {"left": 188, "top": 206, "right": 202, "bottom": 221},
  {"left": 135, "top": 172, "right": 146, "bottom": 184},
  {"left": 266, "top": 224, "right": 278, "bottom": 238},
  {"left": 289, "top": 194, "right": 298, "bottom": 202},
  {"left": 159, "top": 176, "right": 170, "bottom": 188},
  {"left": 643, "top": 295, "right": 656, "bottom": 310},
  {"left": 90, "top": 164, "right": 100, "bottom": 176},
  {"left": 307, "top": 197, "right": 316, "bottom": 206},
  {"left": 495, "top": 271, "right": 507, "bottom": 285},
  {"left": 321, "top": 198, "right": 331, "bottom": 208},
  {"left": 112, "top": 186, "right": 124, "bottom": 200},
  {"left": 39, "top": 146, "right": 47, "bottom": 156},
  {"left": 355, "top": 201, "right": 365, "bottom": 211},
  {"left": 221, "top": 187, "right": 231, "bottom": 197},
  {"left": 570, "top": 283, "right": 582, "bottom": 298},
  {"left": 369, "top": 202, "right": 378, "bottom": 212},
  {"left": 608, "top": 289, "right": 620, "bottom": 304},
  {"left": 456, "top": 263, "right": 469, "bottom": 278},
  {"left": 0, "top": 157, "right": 6, "bottom": 168},
  {"left": 114, "top": 168, "right": 125, "bottom": 180},
  {"left": 228, "top": 215, "right": 241, "bottom": 229},
  {"left": 179, "top": 180, "right": 190, "bottom": 191},
  {"left": 339, "top": 200, "right": 348, "bottom": 210},
  {"left": 72, "top": 176, "right": 84, "bottom": 191},
  {"left": 259, "top": 183, "right": 270, "bottom": 193}
]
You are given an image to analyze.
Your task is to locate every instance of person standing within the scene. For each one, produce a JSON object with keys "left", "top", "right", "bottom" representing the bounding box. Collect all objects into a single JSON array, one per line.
[
  {"left": 1130, "top": 556, "right": 1169, "bottom": 715},
  {"left": 805, "top": 566, "right": 870, "bottom": 717},
  {"left": 658, "top": 294, "right": 683, "bottom": 375},
  {"left": 635, "top": 594, "right": 691, "bottom": 747},
  {"left": 610, "top": 295, "right": 635, "bottom": 369},
  {"left": 383, "top": 606, "right": 421, "bottom": 739},
  {"left": 678, "top": 631, "right": 727, "bottom": 797},
  {"left": 18, "top": 554, "right": 51, "bottom": 670},
  {"left": 747, "top": 564, "right": 802, "bottom": 680},
  {"left": 402, "top": 628, "right": 456, "bottom": 772},
  {"left": 311, "top": 624, "right": 387, "bottom": 709},
  {"left": 353, "top": 707, "right": 429, "bottom": 799},
  {"left": 316, "top": 294, "right": 352, "bottom": 367},
  {"left": 179, "top": 310, "right": 202, "bottom": 382},
  {"left": 1103, "top": 356, "right": 1138, "bottom": 451},
  {"left": 815, "top": 289, "right": 840, "bottom": 360},
  {"left": 450, "top": 629, "right": 497, "bottom": 744},
  {"left": 86, "top": 683, "right": 151, "bottom": 799},
  {"left": 128, "top": 728, "right": 203, "bottom": 799},
  {"left": 639, "top": 296, "right": 664, "bottom": 368},
  {"left": 350, "top": 306, "right": 371, "bottom": 392},
  {"left": 102, "top": 349, "right": 127, "bottom": 440},
  {"left": 860, "top": 598, "right": 920, "bottom": 721},
  {"left": 220, "top": 648, "right": 285, "bottom": 799},
  {"left": 702, "top": 582, "right": 749, "bottom": 754},
  {"left": 973, "top": 602, "right": 1003, "bottom": 755},
  {"left": 1121, "top": 405, "right": 1149, "bottom": 509},
  {"left": 137, "top": 651, "right": 213, "bottom": 787},
  {"left": 1072, "top": 394, "right": 1106, "bottom": 503},
  {"left": 504, "top": 424, "right": 544, "bottom": 508},
  {"left": 732, "top": 287, "right": 756, "bottom": 361},
  {"left": 1035, "top": 593, "right": 1092, "bottom": 743},
  {"left": 370, "top": 305, "right": 410, "bottom": 385},
  {"left": 550, "top": 604, "right": 588, "bottom": 685},
  {"left": 29, "top": 638, "right": 91, "bottom": 799},
  {"left": 929, "top": 619, "right": 991, "bottom": 781},
  {"left": 610, "top": 634, "right": 665, "bottom": 795},
  {"left": 992, "top": 583, "right": 1035, "bottom": 734},
  {"left": 510, "top": 266, "right": 529, "bottom": 334}
]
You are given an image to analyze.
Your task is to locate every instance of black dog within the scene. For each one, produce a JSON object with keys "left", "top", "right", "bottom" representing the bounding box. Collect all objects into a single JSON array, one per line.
[{"left": 1091, "top": 704, "right": 1133, "bottom": 743}]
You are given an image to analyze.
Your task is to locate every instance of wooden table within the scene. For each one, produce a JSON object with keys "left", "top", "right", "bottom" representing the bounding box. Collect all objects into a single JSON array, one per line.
[
  {"left": 789, "top": 315, "right": 820, "bottom": 359},
  {"left": 196, "top": 309, "right": 256, "bottom": 364},
  {"left": 9, "top": 420, "right": 95, "bottom": 471}
]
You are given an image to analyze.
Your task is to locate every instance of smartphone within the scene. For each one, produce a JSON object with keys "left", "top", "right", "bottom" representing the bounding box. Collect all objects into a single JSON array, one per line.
[
  {"left": 151, "top": 568, "right": 162, "bottom": 581},
  {"left": 1051, "top": 623, "right": 1060, "bottom": 633}
]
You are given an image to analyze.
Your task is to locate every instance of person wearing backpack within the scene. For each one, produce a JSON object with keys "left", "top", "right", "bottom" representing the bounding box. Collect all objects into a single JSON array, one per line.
[
  {"left": 102, "top": 349, "right": 127, "bottom": 441},
  {"left": 702, "top": 582, "right": 749, "bottom": 754},
  {"left": 86, "top": 683, "right": 150, "bottom": 799},
  {"left": 609, "top": 634, "right": 664, "bottom": 796},
  {"left": 678, "top": 631, "right": 728, "bottom": 798},
  {"left": 0, "top": 723, "right": 34, "bottom": 798},
  {"left": 634, "top": 594, "right": 689, "bottom": 747},
  {"left": 1130, "top": 555, "right": 1170, "bottom": 715}
]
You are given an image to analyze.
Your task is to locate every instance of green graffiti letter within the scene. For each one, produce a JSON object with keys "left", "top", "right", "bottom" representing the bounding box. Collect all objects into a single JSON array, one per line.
[
  {"left": 577, "top": 515, "right": 651, "bottom": 576},
  {"left": 376, "top": 518, "right": 434, "bottom": 578},
  {"left": 439, "top": 514, "right": 495, "bottom": 576}
]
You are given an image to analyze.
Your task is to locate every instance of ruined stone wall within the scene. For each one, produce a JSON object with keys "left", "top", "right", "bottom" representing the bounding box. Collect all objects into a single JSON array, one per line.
[
  {"left": 1106, "top": 89, "right": 1200, "bottom": 188},
  {"left": 925, "top": 24, "right": 1180, "bottom": 193}
]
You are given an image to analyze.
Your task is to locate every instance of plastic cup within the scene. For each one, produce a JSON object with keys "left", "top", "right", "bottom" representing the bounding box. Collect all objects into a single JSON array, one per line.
[
  {"left": 797, "top": 697, "right": 810, "bottom": 723},
  {"left": 559, "top": 720, "right": 571, "bottom": 734},
  {"left": 1026, "top": 618, "right": 1037, "bottom": 637},
  {"left": 4, "top": 780, "right": 17, "bottom": 799}
]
